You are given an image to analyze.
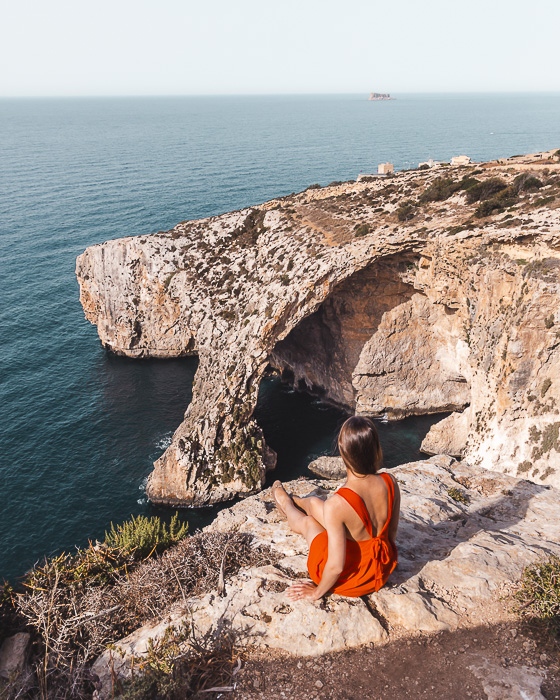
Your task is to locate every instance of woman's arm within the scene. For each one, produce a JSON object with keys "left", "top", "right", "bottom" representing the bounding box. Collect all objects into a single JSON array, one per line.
[{"left": 287, "top": 498, "right": 347, "bottom": 601}]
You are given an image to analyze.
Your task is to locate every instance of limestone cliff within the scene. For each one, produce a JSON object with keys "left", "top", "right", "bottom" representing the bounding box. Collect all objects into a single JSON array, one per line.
[{"left": 76, "top": 150, "right": 560, "bottom": 504}]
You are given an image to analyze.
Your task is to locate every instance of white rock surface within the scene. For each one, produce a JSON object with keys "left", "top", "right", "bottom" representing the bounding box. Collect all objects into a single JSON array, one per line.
[
  {"left": 420, "top": 410, "right": 470, "bottom": 457},
  {"left": 469, "top": 659, "right": 546, "bottom": 700},
  {"left": 92, "top": 458, "right": 560, "bottom": 698}
]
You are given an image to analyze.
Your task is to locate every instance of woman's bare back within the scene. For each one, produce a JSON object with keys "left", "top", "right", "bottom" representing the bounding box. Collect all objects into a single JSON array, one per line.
[{"left": 333, "top": 473, "right": 399, "bottom": 542}]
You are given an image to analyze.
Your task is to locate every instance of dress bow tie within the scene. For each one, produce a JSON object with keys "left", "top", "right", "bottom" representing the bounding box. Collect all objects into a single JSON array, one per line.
[{"left": 369, "top": 537, "right": 391, "bottom": 565}]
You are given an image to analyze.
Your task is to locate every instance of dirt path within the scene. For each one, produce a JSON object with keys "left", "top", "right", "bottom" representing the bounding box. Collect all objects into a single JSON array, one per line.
[{"left": 233, "top": 617, "right": 559, "bottom": 699}]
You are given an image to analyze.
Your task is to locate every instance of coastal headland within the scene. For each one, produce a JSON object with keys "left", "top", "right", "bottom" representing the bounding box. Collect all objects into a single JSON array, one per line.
[{"left": 76, "top": 149, "right": 560, "bottom": 506}]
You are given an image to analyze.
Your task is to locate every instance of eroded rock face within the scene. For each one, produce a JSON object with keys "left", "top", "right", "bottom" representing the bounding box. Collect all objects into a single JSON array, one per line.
[
  {"left": 354, "top": 291, "right": 471, "bottom": 418},
  {"left": 270, "top": 255, "right": 418, "bottom": 409},
  {"left": 77, "top": 154, "right": 560, "bottom": 503},
  {"left": 420, "top": 410, "right": 471, "bottom": 457},
  {"left": 91, "top": 459, "right": 560, "bottom": 698}
]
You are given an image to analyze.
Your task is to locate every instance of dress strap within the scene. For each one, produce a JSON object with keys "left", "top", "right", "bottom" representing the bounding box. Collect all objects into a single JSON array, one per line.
[{"left": 336, "top": 487, "right": 374, "bottom": 537}]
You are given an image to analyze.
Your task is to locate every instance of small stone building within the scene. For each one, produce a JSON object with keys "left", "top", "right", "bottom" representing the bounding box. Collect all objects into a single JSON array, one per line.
[
  {"left": 451, "top": 155, "right": 471, "bottom": 166},
  {"left": 378, "top": 162, "right": 394, "bottom": 175}
]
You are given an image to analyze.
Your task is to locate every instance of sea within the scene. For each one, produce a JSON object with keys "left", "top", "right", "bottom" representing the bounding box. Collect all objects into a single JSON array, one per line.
[{"left": 1, "top": 93, "right": 559, "bottom": 583}]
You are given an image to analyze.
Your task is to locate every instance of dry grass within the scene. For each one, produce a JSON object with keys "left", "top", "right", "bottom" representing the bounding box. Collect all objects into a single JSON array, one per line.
[
  {"left": 2, "top": 532, "right": 278, "bottom": 700},
  {"left": 116, "top": 623, "right": 241, "bottom": 699}
]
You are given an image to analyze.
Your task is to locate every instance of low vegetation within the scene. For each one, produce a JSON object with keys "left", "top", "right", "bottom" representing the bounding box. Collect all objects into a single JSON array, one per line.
[
  {"left": 105, "top": 513, "right": 188, "bottom": 560},
  {"left": 231, "top": 209, "right": 268, "bottom": 247},
  {"left": 447, "top": 487, "right": 470, "bottom": 505},
  {"left": 416, "top": 171, "right": 546, "bottom": 219},
  {"left": 354, "top": 223, "right": 370, "bottom": 237},
  {"left": 468, "top": 173, "right": 544, "bottom": 217},
  {"left": 419, "top": 175, "right": 480, "bottom": 204},
  {"left": 396, "top": 200, "right": 417, "bottom": 222},
  {"left": 0, "top": 516, "right": 277, "bottom": 700},
  {"left": 515, "top": 555, "right": 560, "bottom": 637},
  {"left": 117, "top": 624, "right": 239, "bottom": 699},
  {"left": 419, "top": 177, "right": 462, "bottom": 203}
]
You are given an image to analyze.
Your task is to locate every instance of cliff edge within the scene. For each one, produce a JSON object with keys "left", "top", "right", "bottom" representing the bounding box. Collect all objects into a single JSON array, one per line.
[{"left": 90, "top": 457, "right": 560, "bottom": 698}]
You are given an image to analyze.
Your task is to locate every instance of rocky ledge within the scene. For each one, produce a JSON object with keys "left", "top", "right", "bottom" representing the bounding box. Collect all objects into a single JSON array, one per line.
[
  {"left": 76, "top": 150, "right": 560, "bottom": 505},
  {"left": 91, "top": 457, "right": 560, "bottom": 698}
]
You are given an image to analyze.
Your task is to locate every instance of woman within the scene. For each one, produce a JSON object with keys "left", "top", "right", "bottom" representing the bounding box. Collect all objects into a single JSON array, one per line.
[{"left": 272, "top": 415, "right": 400, "bottom": 601}]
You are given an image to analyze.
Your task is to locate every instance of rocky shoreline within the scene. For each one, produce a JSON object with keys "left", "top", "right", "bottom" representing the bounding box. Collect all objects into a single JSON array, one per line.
[{"left": 76, "top": 149, "right": 560, "bottom": 506}]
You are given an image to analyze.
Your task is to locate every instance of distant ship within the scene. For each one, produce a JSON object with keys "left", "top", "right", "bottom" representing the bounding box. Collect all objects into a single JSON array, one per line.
[{"left": 368, "top": 92, "right": 394, "bottom": 101}]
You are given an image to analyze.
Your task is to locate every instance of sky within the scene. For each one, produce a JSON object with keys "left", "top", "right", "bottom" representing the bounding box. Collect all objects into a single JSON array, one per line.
[{"left": 1, "top": 0, "right": 559, "bottom": 97}]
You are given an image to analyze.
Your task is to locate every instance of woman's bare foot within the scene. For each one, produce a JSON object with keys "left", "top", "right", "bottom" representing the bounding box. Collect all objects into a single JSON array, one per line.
[{"left": 271, "top": 480, "right": 292, "bottom": 517}]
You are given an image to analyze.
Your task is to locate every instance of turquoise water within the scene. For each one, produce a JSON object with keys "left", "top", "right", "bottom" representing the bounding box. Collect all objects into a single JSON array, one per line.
[{"left": 1, "top": 93, "right": 559, "bottom": 583}]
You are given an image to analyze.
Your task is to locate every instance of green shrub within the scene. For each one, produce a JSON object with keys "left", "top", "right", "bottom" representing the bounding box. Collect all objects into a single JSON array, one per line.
[
  {"left": 447, "top": 487, "right": 470, "bottom": 505},
  {"left": 419, "top": 177, "right": 460, "bottom": 203},
  {"left": 474, "top": 184, "right": 519, "bottom": 217},
  {"left": 466, "top": 177, "right": 509, "bottom": 204},
  {"left": 419, "top": 175, "right": 484, "bottom": 203},
  {"left": 533, "top": 195, "right": 556, "bottom": 207},
  {"left": 396, "top": 200, "right": 417, "bottom": 222},
  {"left": 354, "top": 223, "right": 371, "bottom": 237},
  {"left": 458, "top": 176, "right": 481, "bottom": 193},
  {"left": 104, "top": 513, "right": 188, "bottom": 560},
  {"left": 515, "top": 555, "right": 560, "bottom": 634},
  {"left": 475, "top": 198, "right": 506, "bottom": 218},
  {"left": 513, "top": 173, "right": 543, "bottom": 193}
]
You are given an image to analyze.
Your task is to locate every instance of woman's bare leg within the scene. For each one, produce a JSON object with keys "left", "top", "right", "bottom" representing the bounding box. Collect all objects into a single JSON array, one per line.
[
  {"left": 272, "top": 482, "right": 324, "bottom": 545},
  {"left": 293, "top": 495, "right": 326, "bottom": 528}
]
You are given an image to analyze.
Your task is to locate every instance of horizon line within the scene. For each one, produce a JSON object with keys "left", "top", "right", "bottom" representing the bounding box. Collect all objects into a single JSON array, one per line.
[{"left": 2, "top": 89, "right": 560, "bottom": 100}]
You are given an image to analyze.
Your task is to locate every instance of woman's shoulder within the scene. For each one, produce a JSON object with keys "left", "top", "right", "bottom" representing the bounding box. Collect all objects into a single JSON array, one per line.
[
  {"left": 325, "top": 490, "right": 349, "bottom": 511},
  {"left": 378, "top": 470, "right": 399, "bottom": 490}
]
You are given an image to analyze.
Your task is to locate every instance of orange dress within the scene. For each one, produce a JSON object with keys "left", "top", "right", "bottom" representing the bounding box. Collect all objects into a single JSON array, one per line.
[{"left": 307, "top": 472, "right": 398, "bottom": 597}]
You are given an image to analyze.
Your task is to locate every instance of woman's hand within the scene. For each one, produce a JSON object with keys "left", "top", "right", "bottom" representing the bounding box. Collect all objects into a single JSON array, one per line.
[{"left": 286, "top": 580, "right": 320, "bottom": 601}]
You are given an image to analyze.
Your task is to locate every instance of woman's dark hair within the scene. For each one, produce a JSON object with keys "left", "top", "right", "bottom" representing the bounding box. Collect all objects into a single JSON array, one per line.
[{"left": 338, "top": 415, "right": 383, "bottom": 476}]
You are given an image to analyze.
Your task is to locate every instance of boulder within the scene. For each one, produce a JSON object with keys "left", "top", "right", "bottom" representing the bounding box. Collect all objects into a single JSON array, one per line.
[
  {"left": 420, "top": 410, "right": 470, "bottom": 457},
  {"left": 307, "top": 456, "right": 346, "bottom": 479},
  {"left": 0, "top": 633, "right": 31, "bottom": 680}
]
